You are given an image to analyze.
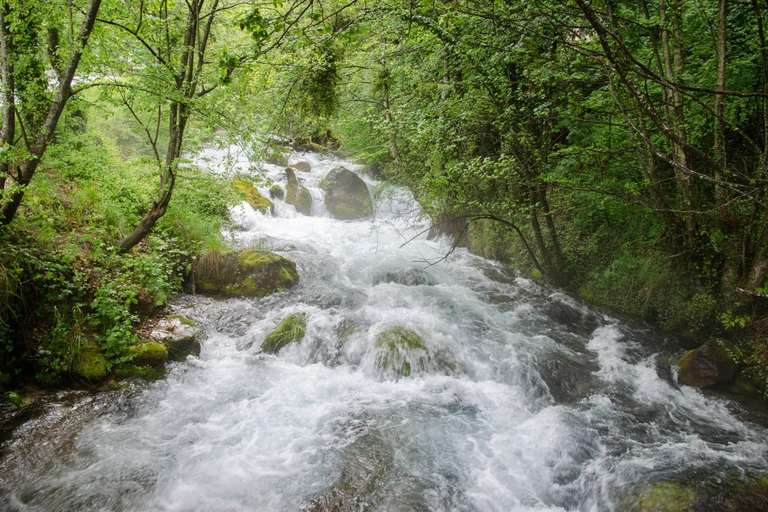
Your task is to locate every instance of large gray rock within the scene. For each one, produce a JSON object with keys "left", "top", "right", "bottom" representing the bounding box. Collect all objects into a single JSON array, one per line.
[{"left": 320, "top": 167, "right": 373, "bottom": 220}]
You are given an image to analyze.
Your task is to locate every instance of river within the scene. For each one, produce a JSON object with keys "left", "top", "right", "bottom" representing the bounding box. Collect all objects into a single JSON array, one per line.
[{"left": 1, "top": 150, "right": 767, "bottom": 511}]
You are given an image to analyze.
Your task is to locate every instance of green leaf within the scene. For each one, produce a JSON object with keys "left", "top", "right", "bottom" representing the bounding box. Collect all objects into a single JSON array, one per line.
[{"left": 6, "top": 391, "right": 22, "bottom": 410}]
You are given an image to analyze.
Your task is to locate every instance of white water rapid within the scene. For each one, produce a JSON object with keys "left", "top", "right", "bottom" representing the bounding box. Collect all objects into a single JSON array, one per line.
[{"left": 1, "top": 150, "right": 767, "bottom": 511}]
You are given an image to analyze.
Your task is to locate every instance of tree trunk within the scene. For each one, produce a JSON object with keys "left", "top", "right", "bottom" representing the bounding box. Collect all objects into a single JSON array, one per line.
[
  {"left": 0, "top": 0, "right": 102, "bottom": 226},
  {"left": 0, "top": 3, "right": 15, "bottom": 197},
  {"left": 661, "top": 0, "right": 696, "bottom": 239}
]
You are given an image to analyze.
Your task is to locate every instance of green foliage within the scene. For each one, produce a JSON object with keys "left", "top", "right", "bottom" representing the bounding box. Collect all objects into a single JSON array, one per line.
[
  {"left": 5, "top": 391, "right": 23, "bottom": 410},
  {"left": 0, "top": 94, "right": 235, "bottom": 386}
]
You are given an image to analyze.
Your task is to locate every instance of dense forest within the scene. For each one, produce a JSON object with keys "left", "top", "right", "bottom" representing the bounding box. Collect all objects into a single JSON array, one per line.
[{"left": 1, "top": 0, "right": 768, "bottom": 395}]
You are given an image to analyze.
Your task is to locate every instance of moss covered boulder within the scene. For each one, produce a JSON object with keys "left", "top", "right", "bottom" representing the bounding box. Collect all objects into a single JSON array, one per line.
[
  {"left": 233, "top": 178, "right": 274, "bottom": 215},
  {"left": 375, "top": 327, "right": 426, "bottom": 377},
  {"left": 149, "top": 315, "right": 202, "bottom": 361},
  {"left": 262, "top": 312, "right": 307, "bottom": 354},
  {"left": 677, "top": 339, "right": 741, "bottom": 389},
  {"left": 71, "top": 339, "right": 108, "bottom": 381},
  {"left": 320, "top": 167, "right": 372, "bottom": 220},
  {"left": 290, "top": 161, "right": 311, "bottom": 172},
  {"left": 269, "top": 184, "right": 284, "bottom": 200},
  {"left": 634, "top": 481, "right": 696, "bottom": 512},
  {"left": 123, "top": 342, "right": 168, "bottom": 368},
  {"left": 267, "top": 153, "right": 289, "bottom": 166},
  {"left": 197, "top": 249, "right": 299, "bottom": 298},
  {"left": 285, "top": 168, "right": 312, "bottom": 215}
]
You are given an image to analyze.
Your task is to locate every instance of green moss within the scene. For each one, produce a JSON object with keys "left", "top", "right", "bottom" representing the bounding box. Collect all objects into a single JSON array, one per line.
[
  {"left": 262, "top": 313, "right": 307, "bottom": 353},
  {"left": 269, "top": 184, "right": 284, "bottom": 200},
  {"left": 286, "top": 183, "right": 312, "bottom": 215},
  {"left": 123, "top": 342, "right": 168, "bottom": 368},
  {"left": 634, "top": 482, "right": 696, "bottom": 512},
  {"left": 196, "top": 249, "right": 299, "bottom": 297},
  {"left": 71, "top": 339, "right": 108, "bottom": 381},
  {"left": 168, "top": 314, "right": 197, "bottom": 327},
  {"left": 115, "top": 365, "right": 167, "bottom": 381},
  {"left": 375, "top": 327, "right": 426, "bottom": 377},
  {"left": 233, "top": 178, "right": 274, "bottom": 215}
]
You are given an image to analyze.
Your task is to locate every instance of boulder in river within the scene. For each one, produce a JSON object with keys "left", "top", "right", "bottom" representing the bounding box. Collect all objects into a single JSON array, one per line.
[
  {"left": 196, "top": 249, "right": 299, "bottom": 297},
  {"left": 269, "top": 184, "right": 284, "bottom": 200},
  {"left": 285, "top": 168, "right": 312, "bottom": 215},
  {"left": 302, "top": 433, "right": 422, "bottom": 511},
  {"left": 677, "top": 339, "right": 741, "bottom": 389},
  {"left": 372, "top": 268, "right": 435, "bottom": 286},
  {"left": 267, "top": 153, "right": 289, "bottom": 166},
  {"left": 290, "top": 161, "right": 311, "bottom": 172},
  {"left": 262, "top": 312, "right": 307, "bottom": 353},
  {"left": 123, "top": 342, "right": 168, "bottom": 368},
  {"left": 320, "top": 167, "right": 373, "bottom": 220},
  {"left": 149, "top": 315, "right": 202, "bottom": 361},
  {"left": 375, "top": 327, "right": 426, "bottom": 377},
  {"left": 233, "top": 178, "right": 274, "bottom": 215}
]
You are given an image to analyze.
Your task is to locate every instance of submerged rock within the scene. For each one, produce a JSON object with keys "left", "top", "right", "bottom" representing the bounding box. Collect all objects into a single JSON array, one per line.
[
  {"left": 320, "top": 167, "right": 373, "bottom": 220},
  {"left": 262, "top": 312, "right": 307, "bottom": 354},
  {"left": 285, "top": 168, "right": 312, "bottom": 215},
  {"left": 71, "top": 339, "right": 108, "bottom": 381},
  {"left": 196, "top": 249, "right": 299, "bottom": 298},
  {"left": 302, "top": 434, "right": 395, "bottom": 511},
  {"left": 634, "top": 481, "right": 696, "bottom": 512},
  {"left": 269, "top": 184, "right": 284, "bottom": 200},
  {"left": 232, "top": 178, "right": 274, "bottom": 215},
  {"left": 372, "top": 268, "right": 435, "bottom": 286},
  {"left": 290, "top": 161, "right": 311, "bottom": 172},
  {"left": 677, "top": 339, "right": 741, "bottom": 389},
  {"left": 375, "top": 327, "right": 426, "bottom": 377},
  {"left": 149, "top": 315, "right": 202, "bottom": 361}
]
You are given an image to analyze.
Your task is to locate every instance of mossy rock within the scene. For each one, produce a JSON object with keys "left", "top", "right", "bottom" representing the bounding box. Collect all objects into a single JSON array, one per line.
[
  {"left": 168, "top": 314, "right": 197, "bottom": 327},
  {"left": 267, "top": 153, "right": 289, "bottom": 166},
  {"left": 123, "top": 342, "right": 168, "bottom": 368},
  {"left": 71, "top": 339, "right": 108, "bottom": 381},
  {"left": 290, "top": 161, "right": 311, "bottom": 172},
  {"left": 727, "top": 366, "right": 767, "bottom": 396},
  {"left": 375, "top": 327, "right": 426, "bottom": 377},
  {"left": 295, "top": 141, "right": 325, "bottom": 153},
  {"left": 262, "top": 313, "right": 307, "bottom": 354},
  {"left": 197, "top": 249, "right": 300, "bottom": 298},
  {"left": 285, "top": 179, "right": 312, "bottom": 216},
  {"left": 338, "top": 319, "right": 361, "bottom": 346},
  {"left": 114, "top": 365, "right": 168, "bottom": 381},
  {"left": 634, "top": 482, "right": 696, "bottom": 512},
  {"left": 320, "top": 167, "right": 373, "bottom": 220},
  {"left": 150, "top": 315, "right": 202, "bottom": 361},
  {"left": 677, "top": 339, "right": 741, "bottom": 389},
  {"left": 233, "top": 178, "right": 274, "bottom": 215},
  {"left": 269, "top": 184, "right": 284, "bottom": 200}
]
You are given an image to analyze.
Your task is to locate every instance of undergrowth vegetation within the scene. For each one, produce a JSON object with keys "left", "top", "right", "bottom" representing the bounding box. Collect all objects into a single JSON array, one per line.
[{"left": 0, "top": 106, "right": 235, "bottom": 390}]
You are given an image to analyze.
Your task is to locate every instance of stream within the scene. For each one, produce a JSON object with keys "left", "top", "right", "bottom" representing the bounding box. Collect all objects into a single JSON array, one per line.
[{"left": 1, "top": 150, "right": 768, "bottom": 511}]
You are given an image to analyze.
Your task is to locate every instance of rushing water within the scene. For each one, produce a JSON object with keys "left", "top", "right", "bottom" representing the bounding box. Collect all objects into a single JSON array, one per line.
[{"left": 1, "top": 150, "right": 768, "bottom": 511}]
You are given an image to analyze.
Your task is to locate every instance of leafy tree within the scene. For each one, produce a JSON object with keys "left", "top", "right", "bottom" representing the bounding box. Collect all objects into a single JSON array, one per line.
[{"left": 0, "top": 0, "right": 103, "bottom": 225}]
